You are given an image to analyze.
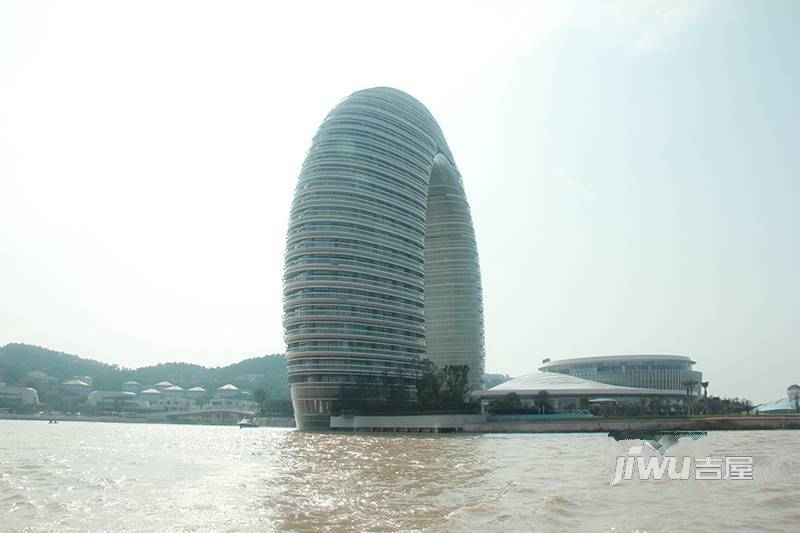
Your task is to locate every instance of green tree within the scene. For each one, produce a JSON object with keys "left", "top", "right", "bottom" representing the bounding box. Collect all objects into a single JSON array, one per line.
[
  {"left": 384, "top": 374, "right": 410, "bottom": 405},
  {"left": 483, "top": 373, "right": 511, "bottom": 389},
  {"left": 701, "top": 381, "right": 710, "bottom": 415},
  {"left": 487, "top": 392, "right": 523, "bottom": 414},
  {"left": 683, "top": 379, "right": 699, "bottom": 415},
  {"left": 253, "top": 388, "right": 267, "bottom": 415},
  {"left": 440, "top": 365, "right": 472, "bottom": 403},
  {"left": 788, "top": 385, "right": 800, "bottom": 413},
  {"left": 577, "top": 397, "right": 590, "bottom": 411},
  {"left": 416, "top": 360, "right": 443, "bottom": 406},
  {"left": 534, "top": 390, "right": 552, "bottom": 414},
  {"left": 362, "top": 375, "right": 384, "bottom": 402},
  {"left": 503, "top": 392, "right": 522, "bottom": 411},
  {"left": 705, "top": 396, "right": 754, "bottom": 415}
]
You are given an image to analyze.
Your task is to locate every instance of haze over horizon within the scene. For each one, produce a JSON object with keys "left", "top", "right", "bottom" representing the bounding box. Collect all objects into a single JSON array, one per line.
[{"left": 2, "top": 1, "right": 798, "bottom": 403}]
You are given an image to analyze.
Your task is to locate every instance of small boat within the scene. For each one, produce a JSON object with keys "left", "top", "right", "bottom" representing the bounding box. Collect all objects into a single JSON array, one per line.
[{"left": 238, "top": 418, "right": 258, "bottom": 428}]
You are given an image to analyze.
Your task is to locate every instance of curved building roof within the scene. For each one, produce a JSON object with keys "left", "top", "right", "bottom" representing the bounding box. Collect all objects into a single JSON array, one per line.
[
  {"left": 188, "top": 386, "right": 207, "bottom": 392},
  {"left": 539, "top": 354, "right": 695, "bottom": 370},
  {"left": 62, "top": 379, "right": 90, "bottom": 386},
  {"left": 217, "top": 384, "right": 239, "bottom": 391},
  {"left": 755, "top": 397, "right": 798, "bottom": 413},
  {"left": 140, "top": 388, "right": 161, "bottom": 395},
  {"left": 87, "top": 391, "right": 136, "bottom": 399},
  {"left": 479, "top": 372, "right": 687, "bottom": 398}
]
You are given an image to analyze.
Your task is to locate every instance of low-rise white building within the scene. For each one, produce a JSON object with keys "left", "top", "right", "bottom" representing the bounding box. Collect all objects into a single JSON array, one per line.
[
  {"left": 162, "top": 385, "right": 185, "bottom": 398},
  {"left": 26, "top": 370, "right": 56, "bottom": 384},
  {"left": 186, "top": 386, "right": 208, "bottom": 400},
  {"left": 72, "top": 375, "right": 93, "bottom": 387},
  {"left": 0, "top": 384, "right": 40, "bottom": 408},
  {"left": 216, "top": 383, "right": 240, "bottom": 398},
  {"left": 85, "top": 391, "right": 150, "bottom": 410},
  {"left": 474, "top": 372, "right": 690, "bottom": 415},
  {"left": 61, "top": 379, "right": 91, "bottom": 397},
  {"left": 205, "top": 397, "right": 258, "bottom": 412},
  {"left": 150, "top": 396, "right": 194, "bottom": 413},
  {"left": 122, "top": 380, "right": 141, "bottom": 393},
  {"left": 139, "top": 388, "right": 162, "bottom": 400}
]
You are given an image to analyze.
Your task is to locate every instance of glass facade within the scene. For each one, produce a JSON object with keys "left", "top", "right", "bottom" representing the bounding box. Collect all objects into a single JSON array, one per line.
[
  {"left": 284, "top": 87, "right": 484, "bottom": 429},
  {"left": 540, "top": 355, "right": 703, "bottom": 394}
]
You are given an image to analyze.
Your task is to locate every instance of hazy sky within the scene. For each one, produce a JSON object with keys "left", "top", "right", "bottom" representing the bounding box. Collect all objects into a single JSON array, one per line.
[{"left": 1, "top": 1, "right": 797, "bottom": 402}]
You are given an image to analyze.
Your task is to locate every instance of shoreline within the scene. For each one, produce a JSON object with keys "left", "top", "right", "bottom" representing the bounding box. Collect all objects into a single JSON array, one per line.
[
  {"left": 4, "top": 413, "right": 799, "bottom": 433},
  {"left": 0, "top": 413, "right": 295, "bottom": 427},
  {"left": 330, "top": 413, "right": 800, "bottom": 433},
  {"left": 463, "top": 415, "right": 800, "bottom": 434}
]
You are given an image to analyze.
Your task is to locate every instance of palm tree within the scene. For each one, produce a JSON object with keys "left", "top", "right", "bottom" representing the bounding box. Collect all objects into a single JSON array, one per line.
[
  {"left": 683, "top": 379, "right": 699, "bottom": 415},
  {"left": 788, "top": 385, "right": 800, "bottom": 413},
  {"left": 701, "top": 381, "right": 710, "bottom": 415}
]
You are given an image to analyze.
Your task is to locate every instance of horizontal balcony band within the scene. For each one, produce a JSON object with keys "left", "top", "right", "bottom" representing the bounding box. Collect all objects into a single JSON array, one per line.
[
  {"left": 283, "top": 276, "right": 423, "bottom": 296},
  {"left": 284, "top": 296, "right": 425, "bottom": 317},
  {"left": 286, "top": 348, "right": 425, "bottom": 359},
  {"left": 285, "top": 245, "right": 423, "bottom": 270},
  {"left": 284, "top": 261, "right": 423, "bottom": 282},
  {"left": 286, "top": 229, "right": 423, "bottom": 257},
  {"left": 286, "top": 331, "right": 425, "bottom": 348},
  {"left": 283, "top": 313, "right": 425, "bottom": 331},
  {"left": 287, "top": 227, "right": 424, "bottom": 254},
  {"left": 284, "top": 279, "right": 423, "bottom": 301}
]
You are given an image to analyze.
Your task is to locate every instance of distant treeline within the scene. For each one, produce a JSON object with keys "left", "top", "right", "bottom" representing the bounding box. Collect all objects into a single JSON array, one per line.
[{"left": 0, "top": 343, "right": 291, "bottom": 399}]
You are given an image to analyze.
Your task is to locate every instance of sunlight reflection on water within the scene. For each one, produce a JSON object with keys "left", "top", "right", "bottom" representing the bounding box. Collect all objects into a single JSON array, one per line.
[{"left": 1, "top": 421, "right": 798, "bottom": 531}]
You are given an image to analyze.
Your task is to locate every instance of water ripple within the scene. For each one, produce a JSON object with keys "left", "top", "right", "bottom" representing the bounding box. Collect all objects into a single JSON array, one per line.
[{"left": 0, "top": 422, "right": 798, "bottom": 531}]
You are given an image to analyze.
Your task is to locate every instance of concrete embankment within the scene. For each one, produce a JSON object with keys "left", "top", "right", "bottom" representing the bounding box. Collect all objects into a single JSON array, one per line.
[
  {"left": 463, "top": 415, "right": 800, "bottom": 433},
  {"left": 330, "top": 414, "right": 800, "bottom": 433}
]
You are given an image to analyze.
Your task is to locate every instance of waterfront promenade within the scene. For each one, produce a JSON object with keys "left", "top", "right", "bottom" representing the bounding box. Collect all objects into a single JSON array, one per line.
[{"left": 330, "top": 413, "right": 800, "bottom": 433}]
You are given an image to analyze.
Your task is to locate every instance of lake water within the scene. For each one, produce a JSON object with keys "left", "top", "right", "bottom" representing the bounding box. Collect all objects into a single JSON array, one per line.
[{"left": 1, "top": 420, "right": 799, "bottom": 531}]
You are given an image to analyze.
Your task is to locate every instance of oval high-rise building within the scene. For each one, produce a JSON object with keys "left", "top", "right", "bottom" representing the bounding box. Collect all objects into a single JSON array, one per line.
[{"left": 284, "top": 87, "right": 484, "bottom": 429}]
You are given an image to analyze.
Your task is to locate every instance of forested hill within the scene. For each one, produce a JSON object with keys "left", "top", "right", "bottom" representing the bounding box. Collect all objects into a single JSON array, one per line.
[{"left": 0, "top": 343, "right": 290, "bottom": 398}]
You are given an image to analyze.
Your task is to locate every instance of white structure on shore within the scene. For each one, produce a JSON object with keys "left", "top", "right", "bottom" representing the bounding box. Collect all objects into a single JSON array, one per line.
[
  {"left": 73, "top": 377, "right": 261, "bottom": 415},
  {"left": 163, "top": 385, "right": 185, "bottom": 398},
  {"left": 216, "top": 384, "right": 240, "bottom": 398},
  {"left": 475, "top": 372, "right": 689, "bottom": 412},
  {"left": 755, "top": 385, "right": 800, "bottom": 414},
  {"left": 205, "top": 397, "right": 258, "bottom": 412},
  {"left": 539, "top": 354, "right": 703, "bottom": 395},
  {"left": 186, "top": 386, "right": 208, "bottom": 400},
  {"left": 61, "top": 379, "right": 91, "bottom": 397},
  {"left": 0, "top": 384, "right": 40, "bottom": 408},
  {"left": 122, "top": 380, "right": 141, "bottom": 393},
  {"left": 148, "top": 396, "right": 194, "bottom": 412},
  {"left": 284, "top": 87, "right": 485, "bottom": 429},
  {"left": 85, "top": 391, "right": 150, "bottom": 410}
]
